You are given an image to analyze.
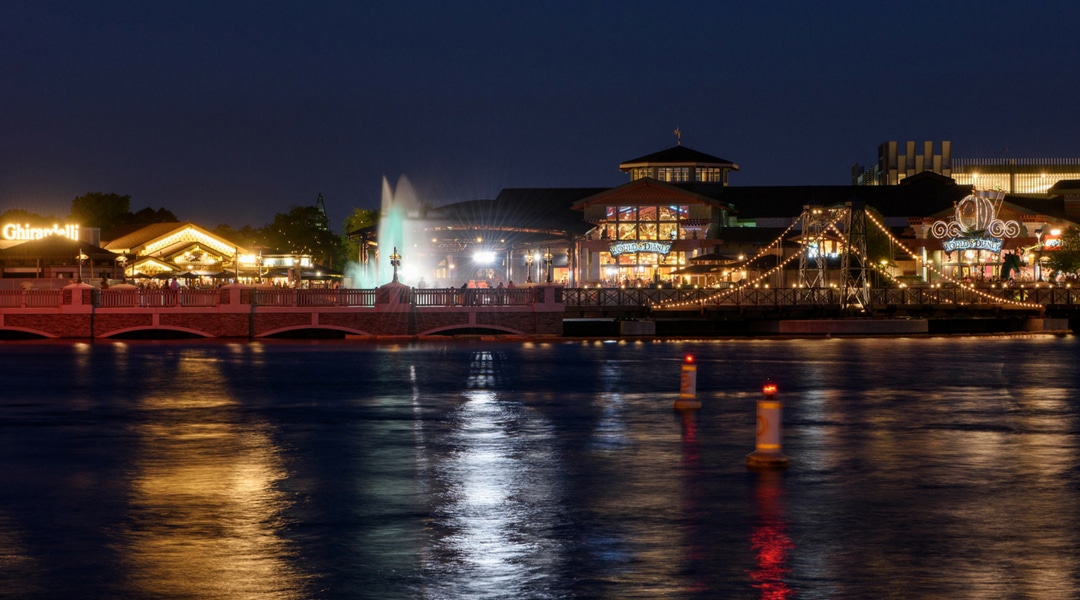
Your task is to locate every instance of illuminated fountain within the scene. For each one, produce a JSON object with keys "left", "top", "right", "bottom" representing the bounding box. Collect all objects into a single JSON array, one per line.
[{"left": 347, "top": 176, "right": 434, "bottom": 288}]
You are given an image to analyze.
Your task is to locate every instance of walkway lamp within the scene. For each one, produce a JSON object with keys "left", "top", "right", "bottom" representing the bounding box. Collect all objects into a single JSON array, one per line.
[
  {"left": 116, "top": 255, "right": 128, "bottom": 282},
  {"left": 390, "top": 247, "right": 402, "bottom": 283},
  {"left": 525, "top": 252, "right": 534, "bottom": 283},
  {"left": 76, "top": 251, "right": 88, "bottom": 283},
  {"left": 544, "top": 249, "right": 553, "bottom": 283}
]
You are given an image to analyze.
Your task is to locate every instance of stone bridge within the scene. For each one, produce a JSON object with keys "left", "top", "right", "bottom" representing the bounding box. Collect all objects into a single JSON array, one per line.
[{"left": 0, "top": 283, "right": 565, "bottom": 339}]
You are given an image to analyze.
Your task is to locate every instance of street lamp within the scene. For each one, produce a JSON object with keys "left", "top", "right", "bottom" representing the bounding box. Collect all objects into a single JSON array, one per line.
[
  {"left": 116, "top": 255, "right": 128, "bottom": 282},
  {"left": 525, "top": 252, "right": 534, "bottom": 283},
  {"left": 76, "top": 251, "right": 88, "bottom": 283},
  {"left": 544, "top": 249, "right": 553, "bottom": 283},
  {"left": 390, "top": 247, "right": 402, "bottom": 283}
]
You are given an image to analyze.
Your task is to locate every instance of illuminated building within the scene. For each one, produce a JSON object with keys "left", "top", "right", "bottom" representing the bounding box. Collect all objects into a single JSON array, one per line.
[
  {"left": 618, "top": 144, "right": 739, "bottom": 185},
  {"left": 854, "top": 141, "right": 1080, "bottom": 194},
  {"left": 103, "top": 222, "right": 251, "bottom": 279}
]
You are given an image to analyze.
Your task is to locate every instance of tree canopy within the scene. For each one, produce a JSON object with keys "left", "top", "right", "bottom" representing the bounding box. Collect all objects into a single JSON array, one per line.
[
  {"left": 68, "top": 192, "right": 178, "bottom": 232},
  {"left": 341, "top": 207, "right": 379, "bottom": 264},
  {"left": 261, "top": 205, "right": 345, "bottom": 268},
  {"left": 69, "top": 192, "right": 131, "bottom": 231},
  {"left": 1044, "top": 227, "right": 1080, "bottom": 278},
  {"left": 0, "top": 208, "right": 60, "bottom": 225}
]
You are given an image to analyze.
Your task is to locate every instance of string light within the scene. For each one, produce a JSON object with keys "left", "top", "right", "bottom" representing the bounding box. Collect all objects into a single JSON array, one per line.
[{"left": 653, "top": 207, "right": 1046, "bottom": 310}]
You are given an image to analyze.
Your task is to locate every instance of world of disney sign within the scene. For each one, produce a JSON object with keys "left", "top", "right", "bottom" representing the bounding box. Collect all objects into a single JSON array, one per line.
[
  {"left": 608, "top": 240, "right": 673, "bottom": 257},
  {"left": 2, "top": 223, "right": 80, "bottom": 241},
  {"left": 930, "top": 189, "right": 1021, "bottom": 254}
]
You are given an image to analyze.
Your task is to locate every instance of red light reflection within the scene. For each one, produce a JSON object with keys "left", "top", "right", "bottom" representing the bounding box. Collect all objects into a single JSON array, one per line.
[{"left": 749, "top": 471, "right": 793, "bottom": 599}]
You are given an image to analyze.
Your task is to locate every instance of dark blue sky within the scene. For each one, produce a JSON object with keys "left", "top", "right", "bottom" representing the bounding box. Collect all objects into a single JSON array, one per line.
[{"left": 3, "top": 1, "right": 1078, "bottom": 230}]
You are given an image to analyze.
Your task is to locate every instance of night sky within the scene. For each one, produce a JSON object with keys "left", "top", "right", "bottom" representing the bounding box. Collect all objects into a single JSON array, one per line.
[{"left": 3, "top": 1, "right": 1078, "bottom": 230}]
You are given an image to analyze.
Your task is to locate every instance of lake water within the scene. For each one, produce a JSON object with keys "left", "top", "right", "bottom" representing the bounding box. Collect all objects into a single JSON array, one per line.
[{"left": 0, "top": 335, "right": 1078, "bottom": 599}]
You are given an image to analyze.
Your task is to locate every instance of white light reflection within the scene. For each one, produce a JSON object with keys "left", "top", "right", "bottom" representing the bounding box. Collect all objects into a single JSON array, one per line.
[{"left": 426, "top": 350, "right": 562, "bottom": 598}]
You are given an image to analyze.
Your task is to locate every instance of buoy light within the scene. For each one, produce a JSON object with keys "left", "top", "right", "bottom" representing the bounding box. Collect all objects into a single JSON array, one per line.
[
  {"left": 685, "top": 355, "right": 694, "bottom": 364},
  {"left": 763, "top": 382, "right": 778, "bottom": 396}
]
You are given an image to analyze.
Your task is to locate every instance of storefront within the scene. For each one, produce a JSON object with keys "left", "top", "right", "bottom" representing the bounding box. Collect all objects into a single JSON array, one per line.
[{"left": 571, "top": 178, "right": 729, "bottom": 286}]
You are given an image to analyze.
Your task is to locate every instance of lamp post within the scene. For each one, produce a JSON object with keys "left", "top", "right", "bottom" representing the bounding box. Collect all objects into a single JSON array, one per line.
[
  {"left": 76, "top": 251, "right": 88, "bottom": 283},
  {"left": 525, "top": 252, "right": 534, "bottom": 283},
  {"left": 116, "top": 255, "right": 128, "bottom": 282},
  {"left": 390, "top": 247, "right": 402, "bottom": 283},
  {"left": 544, "top": 249, "right": 553, "bottom": 283}
]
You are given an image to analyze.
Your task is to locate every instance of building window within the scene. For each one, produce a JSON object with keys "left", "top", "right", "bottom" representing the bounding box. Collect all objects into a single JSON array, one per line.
[
  {"left": 599, "top": 204, "right": 689, "bottom": 241},
  {"left": 696, "top": 167, "right": 722, "bottom": 182},
  {"left": 657, "top": 167, "right": 689, "bottom": 182}
]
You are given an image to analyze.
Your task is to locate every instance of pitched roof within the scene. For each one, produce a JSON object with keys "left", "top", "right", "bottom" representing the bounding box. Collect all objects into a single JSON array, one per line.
[
  {"left": 0, "top": 235, "right": 118, "bottom": 260},
  {"left": 570, "top": 178, "right": 732, "bottom": 211},
  {"left": 717, "top": 183, "right": 973, "bottom": 220},
  {"left": 619, "top": 145, "right": 738, "bottom": 170},
  {"left": 102, "top": 222, "right": 192, "bottom": 250},
  {"left": 102, "top": 222, "right": 250, "bottom": 256},
  {"left": 1048, "top": 179, "right": 1080, "bottom": 194},
  {"left": 430, "top": 188, "right": 602, "bottom": 234}
]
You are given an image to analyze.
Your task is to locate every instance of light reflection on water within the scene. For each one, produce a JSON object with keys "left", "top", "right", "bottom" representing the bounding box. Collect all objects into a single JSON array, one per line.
[
  {"left": 121, "top": 347, "right": 306, "bottom": 599},
  {"left": 0, "top": 337, "right": 1078, "bottom": 598}
]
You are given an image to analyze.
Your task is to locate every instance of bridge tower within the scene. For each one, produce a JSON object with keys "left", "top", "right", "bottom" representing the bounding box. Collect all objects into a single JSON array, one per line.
[
  {"left": 797, "top": 206, "right": 831, "bottom": 289},
  {"left": 840, "top": 199, "right": 870, "bottom": 311}
]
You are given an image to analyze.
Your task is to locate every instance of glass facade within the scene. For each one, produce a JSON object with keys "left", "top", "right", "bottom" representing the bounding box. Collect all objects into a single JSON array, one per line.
[
  {"left": 950, "top": 164, "right": 1080, "bottom": 194},
  {"left": 597, "top": 205, "right": 692, "bottom": 285}
]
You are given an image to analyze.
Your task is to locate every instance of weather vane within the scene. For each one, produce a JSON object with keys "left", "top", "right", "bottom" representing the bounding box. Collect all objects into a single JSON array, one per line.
[{"left": 674, "top": 128, "right": 681, "bottom": 145}]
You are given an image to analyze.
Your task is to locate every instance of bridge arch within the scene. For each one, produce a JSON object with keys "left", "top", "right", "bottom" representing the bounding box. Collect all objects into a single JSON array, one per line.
[
  {"left": 257, "top": 324, "right": 374, "bottom": 338},
  {"left": 98, "top": 325, "right": 215, "bottom": 339},
  {"left": 0, "top": 326, "right": 57, "bottom": 340},
  {"left": 418, "top": 324, "right": 527, "bottom": 336}
]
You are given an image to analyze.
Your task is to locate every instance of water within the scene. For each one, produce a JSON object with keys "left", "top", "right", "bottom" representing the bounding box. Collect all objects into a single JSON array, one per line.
[{"left": 1, "top": 336, "right": 1079, "bottom": 598}]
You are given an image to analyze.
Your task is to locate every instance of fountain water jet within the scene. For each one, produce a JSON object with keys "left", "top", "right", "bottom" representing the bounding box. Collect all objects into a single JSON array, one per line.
[{"left": 345, "top": 176, "right": 434, "bottom": 288}]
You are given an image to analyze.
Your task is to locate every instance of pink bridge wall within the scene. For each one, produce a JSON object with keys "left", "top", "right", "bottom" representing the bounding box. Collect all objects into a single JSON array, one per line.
[{"left": 0, "top": 283, "right": 565, "bottom": 339}]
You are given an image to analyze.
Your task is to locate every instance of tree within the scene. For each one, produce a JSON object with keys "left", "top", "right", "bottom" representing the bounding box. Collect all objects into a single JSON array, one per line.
[
  {"left": 341, "top": 208, "right": 379, "bottom": 264},
  {"left": 1044, "top": 227, "right": 1080, "bottom": 279},
  {"left": 262, "top": 205, "right": 344, "bottom": 268},
  {"left": 126, "top": 207, "right": 178, "bottom": 224},
  {"left": 0, "top": 208, "right": 59, "bottom": 225},
  {"left": 213, "top": 223, "right": 262, "bottom": 250},
  {"left": 69, "top": 192, "right": 130, "bottom": 231}
]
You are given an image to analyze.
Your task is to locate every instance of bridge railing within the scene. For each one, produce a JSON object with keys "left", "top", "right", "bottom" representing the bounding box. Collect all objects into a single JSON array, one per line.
[
  {"left": 0, "top": 289, "right": 64, "bottom": 308},
  {"left": 566, "top": 286, "right": 1080, "bottom": 309},
  {"left": 8, "top": 285, "right": 1080, "bottom": 312},
  {"left": 413, "top": 287, "right": 540, "bottom": 307},
  {"left": 239, "top": 288, "right": 377, "bottom": 307},
  {"left": 93, "top": 289, "right": 222, "bottom": 308}
]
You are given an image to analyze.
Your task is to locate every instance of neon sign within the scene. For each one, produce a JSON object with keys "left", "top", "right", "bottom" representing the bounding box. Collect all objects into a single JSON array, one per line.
[
  {"left": 2, "top": 223, "right": 80, "bottom": 241},
  {"left": 931, "top": 190, "right": 1021, "bottom": 241},
  {"left": 942, "top": 237, "right": 1003, "bottom": 252},
  {"left": 608, "top": 241, "right": 673, "bottom": 256}
]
